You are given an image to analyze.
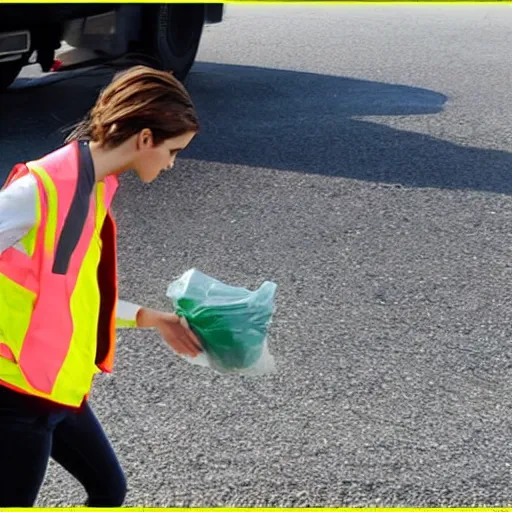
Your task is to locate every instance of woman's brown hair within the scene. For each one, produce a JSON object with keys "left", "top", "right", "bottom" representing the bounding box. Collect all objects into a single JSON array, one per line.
[{"left": 66, "top": 65, "right": 199, "bottom": 148}]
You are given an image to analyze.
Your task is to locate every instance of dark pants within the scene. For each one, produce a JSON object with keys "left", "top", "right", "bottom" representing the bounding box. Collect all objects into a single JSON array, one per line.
[{"left": 0, "top": 386, "right": 127, "bottom": 507}]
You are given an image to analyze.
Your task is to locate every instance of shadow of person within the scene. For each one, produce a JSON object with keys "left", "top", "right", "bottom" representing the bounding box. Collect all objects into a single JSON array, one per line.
[
  {"left": 184, "top": 63, "right": 512, "bottom": 195},
  {"left": 1, "top": 61, "right": 511, "bottom": 195}
]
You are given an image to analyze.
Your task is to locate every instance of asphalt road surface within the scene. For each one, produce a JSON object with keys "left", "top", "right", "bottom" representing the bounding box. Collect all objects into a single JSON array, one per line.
[{"left": 2, "top": 4, "right": 512, "bottom": 507}]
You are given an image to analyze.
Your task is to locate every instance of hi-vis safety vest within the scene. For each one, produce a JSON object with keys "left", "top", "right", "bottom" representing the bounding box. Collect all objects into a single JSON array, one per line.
[{"left": 0, "top": 141, "right": 119, "bottom": 408}]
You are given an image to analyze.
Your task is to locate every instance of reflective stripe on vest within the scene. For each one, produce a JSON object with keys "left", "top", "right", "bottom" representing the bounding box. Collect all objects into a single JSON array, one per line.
[{"left": 0, "top": 142, "right": 119, "bottom": 407}]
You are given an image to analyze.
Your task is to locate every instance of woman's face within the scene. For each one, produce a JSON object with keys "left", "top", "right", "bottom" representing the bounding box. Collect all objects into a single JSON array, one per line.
[{"left": 133, "top": 130, "right": 197, "bottom": 183}]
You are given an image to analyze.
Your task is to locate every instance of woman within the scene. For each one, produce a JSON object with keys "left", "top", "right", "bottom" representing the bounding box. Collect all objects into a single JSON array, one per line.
[{"left": 0, "top": 65, "right": 203, "bottom": 507}]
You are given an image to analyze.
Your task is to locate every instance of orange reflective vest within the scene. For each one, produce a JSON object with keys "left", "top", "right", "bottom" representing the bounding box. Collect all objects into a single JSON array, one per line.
[{"left": 0, "top": 141, "right": 119, "bottom": 408}]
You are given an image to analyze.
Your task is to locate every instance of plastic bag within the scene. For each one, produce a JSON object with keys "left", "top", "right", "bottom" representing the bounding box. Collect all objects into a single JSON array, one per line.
[{"left": 166, "top": 269, "right": 277, "bottom": 375}]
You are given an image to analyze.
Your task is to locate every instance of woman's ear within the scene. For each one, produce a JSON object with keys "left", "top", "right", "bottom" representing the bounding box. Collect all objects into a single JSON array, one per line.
[{"left": 137, "top": 128, "right": 154, "bottom": 150}]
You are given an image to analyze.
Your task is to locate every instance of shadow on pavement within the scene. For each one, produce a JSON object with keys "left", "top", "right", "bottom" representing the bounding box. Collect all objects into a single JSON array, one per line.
[{"left": 1, "top": 61, "right": 511, "bottom": 194}]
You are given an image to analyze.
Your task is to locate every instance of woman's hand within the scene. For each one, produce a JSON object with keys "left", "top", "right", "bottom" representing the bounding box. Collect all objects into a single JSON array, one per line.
[{"left": 136, "top": 307, "right": 203, "bottom": 358}]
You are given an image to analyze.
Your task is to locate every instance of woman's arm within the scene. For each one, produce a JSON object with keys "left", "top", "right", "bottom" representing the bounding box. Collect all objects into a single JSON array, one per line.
[
  {"left": 0, "top": 174, "right": 38, "bottom": 254},
  {"left": 0, "top": 174, "right": 201, "bottom": 358},
  {"left": 116, "top": 299, "right": 202, "bottom": 357}
]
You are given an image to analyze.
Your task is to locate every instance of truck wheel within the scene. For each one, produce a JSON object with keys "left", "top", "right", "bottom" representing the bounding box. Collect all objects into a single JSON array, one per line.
[
  {"left": 141, "top": 4, "right": 204, "bottom": 82},
  {"left": 0, "top": 58, "right": 24, "bottom": 91}
]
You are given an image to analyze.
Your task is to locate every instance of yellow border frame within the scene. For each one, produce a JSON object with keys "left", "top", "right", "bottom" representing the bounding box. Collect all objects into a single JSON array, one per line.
[
  {"left": 0, "top": 1, "right": 511, "bottom": 4},
  {"left": 1, "top": 0, "right": 511, "bottom": 505},
  {"left": 9, "top": 508, "right": 512, "bottom": 511}
]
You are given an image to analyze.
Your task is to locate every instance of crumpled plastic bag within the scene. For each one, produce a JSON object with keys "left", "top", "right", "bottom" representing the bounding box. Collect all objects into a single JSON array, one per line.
[{"left": 166, "top": 268, "right": 277, "bottom": 375}]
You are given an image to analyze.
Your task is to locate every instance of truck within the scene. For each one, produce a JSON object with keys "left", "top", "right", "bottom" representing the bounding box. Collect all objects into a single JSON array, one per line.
[{"left": 0, "top": 4, "right": 224, "bottom": 90}]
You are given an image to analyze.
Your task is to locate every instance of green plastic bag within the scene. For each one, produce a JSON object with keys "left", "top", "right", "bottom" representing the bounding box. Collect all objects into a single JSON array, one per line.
[{"left": 166, "top": 269, "right": 277, "bottom": 374}]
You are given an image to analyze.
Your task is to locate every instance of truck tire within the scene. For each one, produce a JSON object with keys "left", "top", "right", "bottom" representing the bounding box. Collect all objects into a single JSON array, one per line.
[
  {"left": 141, "top": 4, "right": 204, "bottom": 82},
  {"left": 0, "top": 58, "right": 24, "bottom": 91}
]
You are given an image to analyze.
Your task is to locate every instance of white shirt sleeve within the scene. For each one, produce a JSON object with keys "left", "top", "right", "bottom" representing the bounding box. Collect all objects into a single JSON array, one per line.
[
  {"left": 0, "top": 174, "right": 142, "bottom": 326},
  {"left": 0, "top": 173, "right": 38, "bottom": 254},
  {"left": 116, "top": 300, "right": 142, "bottom": 328}
]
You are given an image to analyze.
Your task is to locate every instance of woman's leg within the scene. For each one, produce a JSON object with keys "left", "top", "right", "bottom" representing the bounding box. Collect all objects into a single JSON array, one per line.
[
  {"left": 0, "top": 388, "right": 54, "bottom": 507},
  {"left": 50, "top": 401, "right": 127, "bottom": 507}
]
